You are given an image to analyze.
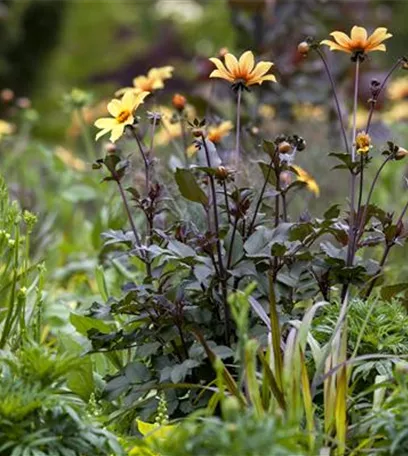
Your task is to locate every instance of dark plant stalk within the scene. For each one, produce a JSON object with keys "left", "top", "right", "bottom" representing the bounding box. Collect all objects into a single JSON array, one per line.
[
  {"left": 281, "top": 191, "right": 288, "bottom": 222},
  {"left": 247, "top": 156, "right": 274, "bottom": 237},
  {"left": 130, "top": 128, "right": 150, "bottom": 195},
  {"left": 233, "top": 86, "right": 242, "bottom": 165},
  {"left": 201, "top": 135, "right": 230, "bottom": 342},
  {"left": 180, "top": 114, "right": 189, "bottom": 165},
  {"left": 366, "top": 58, "right": 404, "bottom": 134},
  {"left": 357, "top": 154, "right": 393, "bottom": 238},
  {"left": 364, "top": 200, "right": 408, "bottom": 298},
  {"left": 223, "top": 180, "right": 232, "bottom": 224},
  {"left": 227, "top": 215, "right": 239, "bottom": 270},
  {"left": 314, "top": 47, "right": 350, "bottom": 154}
]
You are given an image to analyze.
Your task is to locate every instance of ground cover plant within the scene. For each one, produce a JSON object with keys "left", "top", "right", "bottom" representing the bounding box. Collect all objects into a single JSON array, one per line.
[{"left": 1, "top": 1, "right": 408, "bottom": 455}]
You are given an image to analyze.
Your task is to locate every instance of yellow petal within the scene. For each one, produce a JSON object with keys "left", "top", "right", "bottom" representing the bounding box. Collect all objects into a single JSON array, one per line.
[
  {"left": 95, "top": 128, "right": 110, "bottom": 141},
  {"left": 121, "top": 91, "right": 136, "bottom": 111},
  {"left": 238, "top": 51, "right": 255, "bottom": 76},
  {"left": 110, "top": 124, "right": 126, "bottom": 142},
  {"left": 248, "top": 74, "right": 277, "bottom": 85},
  {"left": 350, "top": 26, "right": 368, "bottom": 45},
  {"left": 115, "top": 87, "right": 133, "bottom": 97},
  {"left": 209, "top": 58, "right": 233, "bottom": 80},
  {"left": 94, "top": 117, "right": 117, "bottom": 129},
  {"left": 209, "top": 69, "right": 234, "bottom": 82},
  {"left": 107, "top": 99, "right": 122, "bottom": 117},
  {"left": 320, "top": 40, "right": 351, "bottom": 53},
  {"left": 134, "top": 91, "right": 150, "bottom": 108},
  {"left": 249, "top": 61, "right": 274, "bottom": 81},
  {"left": 368, "top": 44, "right": 387, "bottom": 52},
  {"left": 224, "top": 53, "right": 239, "bottom": 77},
  {"left": 330, "top": 31, "right": 352, "bottom": 48}
]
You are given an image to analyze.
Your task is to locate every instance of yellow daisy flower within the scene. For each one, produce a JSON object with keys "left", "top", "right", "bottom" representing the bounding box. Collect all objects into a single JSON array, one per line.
[
  {"left": 94, "top": 91, "right": 149, "bottom": 142},
  {"left": 116, "top": 66, "right": 174, "bottom": 96},
  {"left": 383, "top": 101, "right": 408, "bottom": 123},
  {"left": 209, "top": 50, "right": 276, "bottom": 87},
  {"left": 321, "top": 26, "right": 392, "bottom": 55},
  {"left": 291, "top": 165, "right": 320, "bottom": 197},
  {"left": 208, "top": 121, "right": 233, "bottom": 143},
  {"left": 55, "top": 146, "right": 86, "bottom": 171},
  {"left": 0, "top": 119, "right": 14, "bottom": 140},
  {"left": 387, "top": 77, "right": 408, "bottom": 101}
]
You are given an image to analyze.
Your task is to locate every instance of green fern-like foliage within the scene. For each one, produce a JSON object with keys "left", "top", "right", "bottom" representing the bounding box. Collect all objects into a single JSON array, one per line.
[{"left": 0, "top": 345, "right": 123, "bottom": 456}]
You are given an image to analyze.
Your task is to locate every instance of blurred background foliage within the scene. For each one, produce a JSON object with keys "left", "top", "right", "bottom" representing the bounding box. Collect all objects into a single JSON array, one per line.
[{"left": 0, "top": 0, "right": 408, "bottom": 296}]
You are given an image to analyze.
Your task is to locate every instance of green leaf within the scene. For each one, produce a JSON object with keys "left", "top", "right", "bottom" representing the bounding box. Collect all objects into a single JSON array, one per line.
[
  {"left": 95, "top": 265, "right": 109, "bottom": 301},
  {"left": 170, "top": 359, "right": 200, "bottom": 383},
  {"left": 257, "top": 161, "right": 277, "bottom": 186},
  {"left": 67, "top": 357, "right": 95, "bottom": 401},
  {"left": 70, "top": 313, "right": 112, "bottom": 336},
  {"left": 175, "top": 168, "right": 208, "bottom": 206},
  {"left": 381, "top": 283, "right": 408, "bottom": 301},
  {"left": 224, "top": 225, "right": 244, "bottom": 267},
  {"left": 324, "top": 204, "right": 341, "bottom": 220},
  {"left": 61, "top": 184, "right": 98, "bottom": 202},
  {"left": 262, "top": 140, "right": 276, "bottom": 158}
]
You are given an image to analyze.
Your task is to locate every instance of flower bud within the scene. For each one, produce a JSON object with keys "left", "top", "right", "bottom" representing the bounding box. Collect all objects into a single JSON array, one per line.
[
  {"left": 105, "top": 142, "right": 117, "bottom": 154},
  {"left": 355, "top": 131, "right": 372, "bottom": 155},
  {"left": 278, "top": 141, "right": 292, "bottom": 154},
  {"left": 395, "top": 147, "right": 408, "bottom": 161},
  {"left": 16, "top": 97, "right": 31, "bottom": 109},
  {"left": 218, "top": 47, "right": 229, "bottom": 58},
  {"left": 192, "top": 127, "right": 204, "bottom": 138},
  {"left": 1, "top": 88, "right": 14, "bottom": 103},
  {"left": 297, "top": 41, "right": 310, "bottom": 56},
  {"left": 215, "top": 166, "right": 229, "bottom": 180},
  {"left": 172, "top": 93, "right": 186, "bottom": 111}
]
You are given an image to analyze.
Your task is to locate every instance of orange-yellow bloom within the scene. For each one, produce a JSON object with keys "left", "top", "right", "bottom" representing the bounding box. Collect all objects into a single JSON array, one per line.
[
  {"left": 116, "top": 66, "right": 174, "bottom": 96},
  {"left": 387, "top": 77, "right": 408, "bottom": 100},
  {"left": 291, "top": 165, "right": 320, "bottom": 197},
  {"left": 355, "top": 131, "right": 372, "bottom": 155},
  {"left": 94, "top": 91, "right": 149, "bottom": 142},
  {"left": 209, "top": 50, "right": 276, "bottom": 87},
  {"left": 0, "top": 119, "right": 14, "bottom": 140},
  {"left": 321, "top": 26, "right": 392, "bottom": 55},
  {"left": 208, "top": 121, "right": 233, "bottom": 143}
]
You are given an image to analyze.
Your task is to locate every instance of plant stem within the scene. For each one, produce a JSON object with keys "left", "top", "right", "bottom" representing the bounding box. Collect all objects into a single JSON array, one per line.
[
  {"left": 364, "top": 200, "right": 408, "bottom": 298},
  {"left": 366, "top": 58, "right": 403, "bottom": 134},
  {"left": 227, "top": 215, "right": 239, "bottom": 270},
  {"left": 223, "top": 180, "right": 232, "bottom": 224},
  {"left": 314, "top": 48, "right": 349, "bottom": 154},
  {"left": 201, "top": 135, "right": 230, "bottom": 342},
  {"left": 233, "top": 87, "right": 242, "bottom": 165},
  {"left": 179, "top": 114, "right": 189, "bottom": 165},
  {"left": 281, "top": 191, "right": 288, "bottom": 222},
  {"left": 130, "top": 128, "right": 150, "bottom": 195},
  {"left": 247, "top": 156, "right": 274, "bottom": 237}
]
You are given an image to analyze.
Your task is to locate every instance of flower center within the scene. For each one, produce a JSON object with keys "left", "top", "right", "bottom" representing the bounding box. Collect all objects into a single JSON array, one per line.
[{"left": 116, "top": 110, "right": 131, "bottom": 123}]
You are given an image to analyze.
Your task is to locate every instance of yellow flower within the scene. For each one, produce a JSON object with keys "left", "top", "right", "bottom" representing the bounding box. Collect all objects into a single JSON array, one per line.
[
  {"left": 116, "top": 66, "right": 174, "bottom": 96},
  {"left": 355, "top": 131, "right": 372, "bottom": 154},
  {"left": 128, "top": 420, "right": 177, "bottom": 456},
  {"left": 155, "top": 105, "right": 196, "bottom": 147},
  {"left": 383, "top": 101, "right": 408, "bottom": 123},
  {"left": 0, "top": 119, "right": 14, "bottom": 140},
  {"left": 94, "top": 91, "right": 149, "bottom": 142},
  {"left": 321, "top": 26, "right": 392, "bottom": 55},
  {"left": 387, "top": 77, "right": 408, "bottom": 101},
  {"left": 208, "top": 121, "right": 233, "bottom": 143},
  {"left": 291, "top": 165, "right": 320, "bottom": 197},
  {"left": 55, "top": 146, "right": 86, "bottom": 171},
  {"left": 209, "top": 50, "right": 276, "bottom": 87}
]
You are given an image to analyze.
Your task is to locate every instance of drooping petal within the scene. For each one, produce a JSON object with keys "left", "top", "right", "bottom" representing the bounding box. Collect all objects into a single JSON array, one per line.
[
  {"left": 115, "top": 87, "right": 133, "bottom": 97},
  {"left": 368, "top": 44, "right": 387, "bottom": 52},
  {"left": 110, "top": 124, "right": 126, "bottom": 143},
  {"left": 224, "top": 53, "right": 240, "bottom": 77},
  {"left": 107, "top": 99, "right": 122, "bottom": 117},
  {"left": 320, "top": 40, "right": 352, "bottom": 53},
  {"left": 209, "top": 58, "right": 233, "bottom": 80},
  {"left": 249, "top": 61, "right": 274, "bottom": 82},
  {"left": 134, "top": 91, "right": 150, "bottom": 109},
  {"left": 330, "top": 31, "right": 352, "bottom": 48},
  {"left": 209, "top": 69, "right": 234, "bottom": 82},
  {"left": 95, "top": 128, "right": 111, "bottom": 141},
  {"left": 95, "top": 117, "right": 117, "bottom": 129},
  {"left": 238, "top": 51, "right": 255, "bottom": 77},
  {"left": 350, "top": 26, "right": 368, "bottom": 46}
]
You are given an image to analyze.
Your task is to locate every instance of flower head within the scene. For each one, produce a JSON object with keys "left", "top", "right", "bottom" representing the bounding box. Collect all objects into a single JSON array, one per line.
[
  {"left": 321, "top": 26, "right": 392, "bottom": 57},
  {"left": 94, "top": 91, "right": 149, "bottom": 142},
  {"left": 387, "top": 77, "right": 408, "bottom": 101},
  {"left": 207, "top": 121, "right": 233, "bottom": 143},
  {"left": 355, "top": 131, "right": 372, "bottom": 154},
  {"left": 209, "top": 50, "right": 276, "bottom": 87},
  {"left": 291, "top": 165, "right": 320, "bottom": 197},
  {"left": 0, "top": 119, "right": 14, "bottom": 140},
  {"left": 116, "top": 66, "right": 174, "bottom": 96}
]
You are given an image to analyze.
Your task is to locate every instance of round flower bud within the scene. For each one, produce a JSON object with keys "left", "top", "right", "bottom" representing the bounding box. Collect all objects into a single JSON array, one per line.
[
  {"left": 215, "top": 166, "right": 229, "bottom": 180},
  {"left": 278, "top": 141, "right": 292, "bottom": 154},
  {"left": 218, "top": 47, "right": 229, "bottom": 58},
  {"left": 105, "top": 142, "right": 117, "bottom": 154},
  {"left": 297, "top": 41, "right": 310, "bottom": 56},
  {"left": 172, "top": 93, "right": 186, "bottom": 111},
  {"left": 1, "top": 88, "right": 14, "bottom": 103},
  {"left": 395, "top": 147, "right": 408, "bottom": 161},
  {"left": 192, "top": 127, "right": 204, "bottom": 138}
]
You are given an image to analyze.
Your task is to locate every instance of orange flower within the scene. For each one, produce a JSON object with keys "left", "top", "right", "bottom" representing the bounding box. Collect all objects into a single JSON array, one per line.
[
  {"left": 291, "top": 165, "right": 320, "bottom": 197},
  {"left": 209, "top": 50, "right": 276, "bottom": 87},
  {"left": 355, "top": 131, "right": 372, "bottom": 155},
  {"left": 116, "top": 66, "right": 174, "bottom": 96},
  {"left": 207, "top": 121, "right": 233, "bottom": 143},
  {"left": 387, "top": 77, "right": 408, "bottom": 101},
  {"left": 321, "top": 26, "right": 392, "bottom": 55}
]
